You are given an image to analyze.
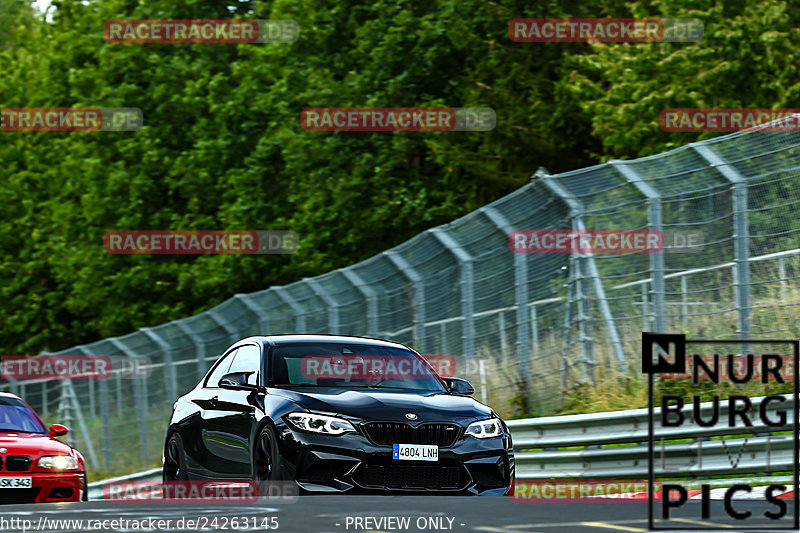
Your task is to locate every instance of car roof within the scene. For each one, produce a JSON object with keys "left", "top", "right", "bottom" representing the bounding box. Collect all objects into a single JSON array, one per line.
[{"left": 241, "top": 334, "right": 413, "bottom": 351}]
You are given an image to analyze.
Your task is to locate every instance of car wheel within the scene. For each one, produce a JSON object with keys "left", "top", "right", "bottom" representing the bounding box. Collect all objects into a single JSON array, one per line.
[
  {"left": 163, "top": 433, "right": 188, "bottom": 481},
  {"left": 254, "top": 425, "right": 279, "bottom": 496},
  {"left": 82, "top": 473, "right": 88, "bottom": 501}
]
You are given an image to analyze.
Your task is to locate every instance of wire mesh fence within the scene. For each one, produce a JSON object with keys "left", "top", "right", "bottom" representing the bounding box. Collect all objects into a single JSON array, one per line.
[{"left": 4, "top": 118, "right": 800, "bottom": 477}]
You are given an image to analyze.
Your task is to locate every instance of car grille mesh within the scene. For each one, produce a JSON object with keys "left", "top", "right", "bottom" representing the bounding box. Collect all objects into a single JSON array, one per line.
[
  {"left": 358, "top": 463, "right": 467, "bottom": 490},
  {"left": 362, "top": 422, "right": 460, "bottom": 447},
  {"left": 5, "top": 455, "right": 31, "bottom": 472}
]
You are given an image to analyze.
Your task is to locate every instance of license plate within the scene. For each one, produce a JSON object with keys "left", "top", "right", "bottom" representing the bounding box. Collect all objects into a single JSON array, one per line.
[
  {"left": 392, "top": 444, "right": 438, "bottom": 461},
  {"left": 0, "top": 477, "right": 32, "bottom": 488}
]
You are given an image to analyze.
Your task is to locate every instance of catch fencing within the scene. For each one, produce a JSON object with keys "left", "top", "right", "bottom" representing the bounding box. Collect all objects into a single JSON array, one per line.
[
  {"left": 4, "top": 118, "right": 800, "bottom": 476},
  {"left": 83, "top": 395, "right": 795, "bottom": 499}
]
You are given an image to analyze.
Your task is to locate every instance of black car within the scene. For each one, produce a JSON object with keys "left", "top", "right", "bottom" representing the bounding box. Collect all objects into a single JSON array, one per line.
[{"left": 163, "top": 335, "right": 514, "bottom": 495}]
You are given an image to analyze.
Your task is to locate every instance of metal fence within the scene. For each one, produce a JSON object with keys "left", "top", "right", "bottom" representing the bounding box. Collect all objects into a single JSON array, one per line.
[
  {"left": 4, "top": 117, "right": 800, "bottom": 476},
  {"left": 510, "top": 393, "right": 795, "bottom": 481},
  {"left": 83, "top": 394, "right": 795, "bottom": 499}
]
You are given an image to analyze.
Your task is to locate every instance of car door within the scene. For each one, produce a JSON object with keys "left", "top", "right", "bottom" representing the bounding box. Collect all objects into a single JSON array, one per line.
[
  {"left": 186, "top": 347, "right": 239, "bottom": 478},
  {"left": 198, "top": 344, "right": 262, "bottom": 478}
]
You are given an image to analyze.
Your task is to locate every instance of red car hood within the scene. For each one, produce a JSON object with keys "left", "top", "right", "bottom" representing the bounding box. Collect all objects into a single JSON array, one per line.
[{"left": 0, "top": 432, "right": 73, "bottom": 456}]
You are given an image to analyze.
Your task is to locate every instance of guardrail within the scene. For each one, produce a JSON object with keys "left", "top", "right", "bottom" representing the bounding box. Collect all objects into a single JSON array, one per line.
[
  {"left": 87, "top": 467, "right": 161, "bottom": 501},
  {"left": 510, "top": 394, "right": 795, "bottom": 480},
  {"left": 87, "top": 395, "right": 793, "bottom": 499}
]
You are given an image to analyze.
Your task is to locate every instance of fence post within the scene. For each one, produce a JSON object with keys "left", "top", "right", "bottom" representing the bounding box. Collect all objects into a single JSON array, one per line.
[
  {"left": 97, "top": 376, "right": 111, "bottom": 470},
  {"left": 540, "top": 173, "right": 627, "bottom": 375},
  {"left": 779, "top": 257, "right": 787, "bottom": 301},
  {"left": 141, "top": 328, "right": 178, "bottom": 405},
  {"left": 208, "top": 309, "right": 240, "bottom": 345},
  {"left": 612, "top": 161, "right": 667, "bottom": 332},
  {"left": 108, "top": 338, "right": 150, "bottom": 465},
  {"left": 115, "top": 371, "right": 123, "bottom": 417},
  {"left": 57, "top": 376, "right": 99, "bottom": 468},
  {"left": 273, "top": 287, "right": 307, "bottom": 332},
  {"left": 692, "top": 143, "right": 751, "bottom": 342},
  {"left": 42, "top": 380, "right": 49, "bottom": 417},
  {"left": 174, "top": 320, "right": 208, "bottom": 382},
  {"left": 39, "top": 350, "right": 53, "bottom": 417},
  {"left": 340, "top": 268, "right": 379, "bottom": 337},
  {"left": 573, "top": 232, "right": 594, "bottom": 382},
  {"left": 306, "top": 278, "right": 340, "bottom": 334},
  {"left": 498, "top": 312, "right": 508, "bottom": 357},
  {"left": 430, "top": 227, "right": 475, "bottom": 357},
  {"left": 234, "top": 293, "right": 270, "bottom": 335},
  {"left": 681, "top": 276, "right": 689, "bottom": 328},
  {"left": 384, "top": 251, "right": 427, "bottom": 352},
  {"left": 483, "top": 206, "right": 532, "bottom": 410},
  {"left": 87, "top": 379, "right": 95, "bottom": 419},
  {"left": 76, "top": 345, "right": 112, "bottom": 471}
]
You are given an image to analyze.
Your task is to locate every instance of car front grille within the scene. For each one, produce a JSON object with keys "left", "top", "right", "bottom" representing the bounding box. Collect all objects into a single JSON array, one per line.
[
  {"left": 361, "top": 422, "right": 460, "bottom": 447},
  {"left": 355, "top": 461, "right": 469, "bottom": 491},
  {"left": 5, "top": 455, "right": 31, "bottom": 472}
]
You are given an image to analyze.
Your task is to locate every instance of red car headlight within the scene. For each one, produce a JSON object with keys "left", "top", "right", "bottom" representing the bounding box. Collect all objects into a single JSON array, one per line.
[{"left": 37, "top": 455, "right": 79, "bottom": 470}]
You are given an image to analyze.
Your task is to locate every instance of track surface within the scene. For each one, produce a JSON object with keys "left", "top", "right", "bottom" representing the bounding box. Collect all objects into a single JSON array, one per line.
[{"left": 0, "top": 498, "right": 795, "bottom": 532}]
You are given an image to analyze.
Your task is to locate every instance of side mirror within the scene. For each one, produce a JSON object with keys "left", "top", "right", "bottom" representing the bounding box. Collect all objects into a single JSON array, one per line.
[
  {"left": 444, "top": 377, "right": 474, "bottom": 395},
  {"left": 218, "top": 371, "right": 262, "bottom": 392},
  {"left": 49, "top": 424, "right": 69, "bottom": 437}
]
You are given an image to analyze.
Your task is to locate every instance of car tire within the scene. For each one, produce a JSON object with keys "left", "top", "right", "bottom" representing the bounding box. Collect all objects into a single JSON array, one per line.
[
  {"left": 163, "top": 432, "right": 189, "bottom": 481},
  {"left": 254, "top": 425, "right": 280, "bottom": 496}
]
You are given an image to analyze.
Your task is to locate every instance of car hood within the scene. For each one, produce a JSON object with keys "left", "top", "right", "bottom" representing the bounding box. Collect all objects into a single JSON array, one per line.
[
  {"left": 0, "top": 432, "right": 73, "bottom": 456},
  {"left": 270, "top": 388, "right": 493, "bottom": 424}
]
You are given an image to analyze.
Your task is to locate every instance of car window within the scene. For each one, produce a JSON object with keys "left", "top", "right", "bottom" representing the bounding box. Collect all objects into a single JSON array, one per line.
[
  {"left": 0, "top": 398, "right": 46, "bottom": 434},
  {"left": 227, "top": 344, "right": 261, "bottom": 385},
  {"left": 204, "top": 348, "right": 238, "bottom": 388},
  {"left": 270, "top": 343, "right": 447, "bottom": 392}
]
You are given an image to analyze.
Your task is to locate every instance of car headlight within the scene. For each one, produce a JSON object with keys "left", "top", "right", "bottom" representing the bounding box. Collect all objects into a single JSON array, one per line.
[
  {"left": 465, "top": 417, "right": 503, "bottom": 439},
  {"left": 285, "top": 413, "right": 356, "bottom": 435},
  {"left": 38, "top": 455, "right": 79, "bottom": 470}
]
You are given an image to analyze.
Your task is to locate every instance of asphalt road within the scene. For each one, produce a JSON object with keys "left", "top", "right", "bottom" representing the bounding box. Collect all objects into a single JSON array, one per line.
[{"left": 0, "top": 497, "right": 796, "bottom": 532}]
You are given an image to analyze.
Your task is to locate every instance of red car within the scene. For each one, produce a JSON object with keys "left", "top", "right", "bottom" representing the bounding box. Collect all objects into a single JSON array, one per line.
[{"left": 0, "top": 392, "right": 87, "bottom": 503}]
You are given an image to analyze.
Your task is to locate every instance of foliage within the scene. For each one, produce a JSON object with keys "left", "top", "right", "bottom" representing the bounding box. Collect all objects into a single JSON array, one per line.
[{"left": 0, "top": 0, "right": 797, "bottom": 354}]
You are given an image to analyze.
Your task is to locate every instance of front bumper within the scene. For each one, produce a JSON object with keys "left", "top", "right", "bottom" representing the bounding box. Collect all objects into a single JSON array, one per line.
[
  {"left": 0, "top": 472, "right": 85, "bottom": 504},
  {"left": 275, "top": 425, "right": 514, "bottom": 495}
]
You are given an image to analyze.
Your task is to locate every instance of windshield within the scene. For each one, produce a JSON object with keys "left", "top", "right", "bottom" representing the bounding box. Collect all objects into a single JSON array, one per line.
[
  {"left": 270, "top": 343, "right": 447, "bottom": 392},
  {"left": 0, "top": 398, "right": 47, "bottom": 434}
]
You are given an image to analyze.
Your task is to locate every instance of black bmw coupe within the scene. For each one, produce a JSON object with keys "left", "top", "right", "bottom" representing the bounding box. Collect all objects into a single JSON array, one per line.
[{"left": 163, "top": 335, "right": 514, "bottom": 495}]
